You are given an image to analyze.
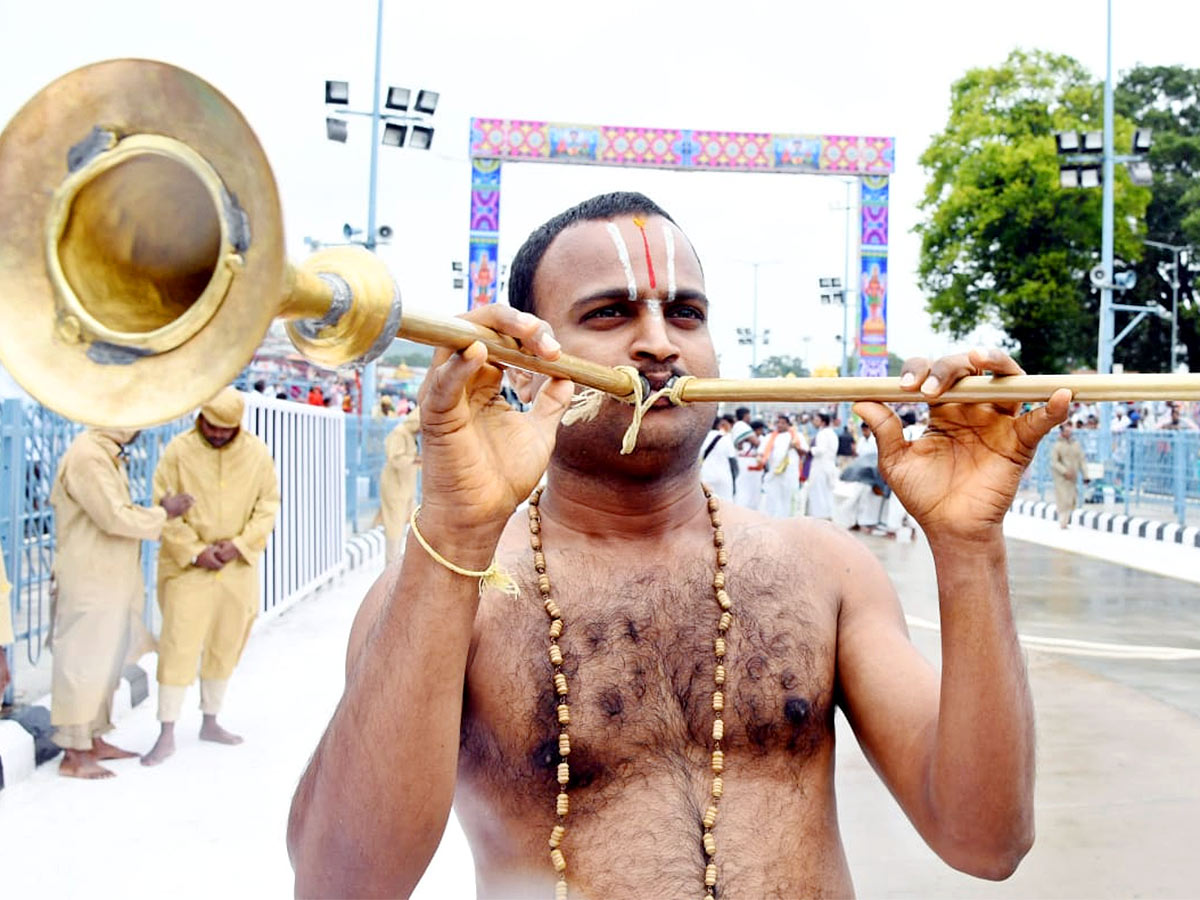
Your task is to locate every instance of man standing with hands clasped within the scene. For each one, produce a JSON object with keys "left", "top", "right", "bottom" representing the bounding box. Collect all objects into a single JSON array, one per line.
[{"left": 143, "top": 388, "right": 279, "bottom": 766}]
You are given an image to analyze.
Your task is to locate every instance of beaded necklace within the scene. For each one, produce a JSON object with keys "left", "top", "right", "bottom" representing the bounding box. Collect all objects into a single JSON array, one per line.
[{"left": 527, "top": 484, "right": 732, "bottom": 900}]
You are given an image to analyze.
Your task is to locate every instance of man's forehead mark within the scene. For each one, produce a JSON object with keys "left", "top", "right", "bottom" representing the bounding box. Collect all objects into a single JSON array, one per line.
[
  {"left": 631, "top": 216, "right": 657, "bottom": 290},
  {"left": 662, "top": 222, "right": 677, "bottom": 302},
  {"left": 604, "top": 222, "right": 638, "bottom": 302}
]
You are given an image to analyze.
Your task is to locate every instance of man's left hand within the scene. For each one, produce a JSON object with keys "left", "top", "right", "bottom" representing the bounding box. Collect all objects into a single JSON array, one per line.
[
  {"left": 854, "top": 348, "right": 1071, "bottom": 541},
  {"left": 213, "top": 540, "right": 242, "bottom": 564}
]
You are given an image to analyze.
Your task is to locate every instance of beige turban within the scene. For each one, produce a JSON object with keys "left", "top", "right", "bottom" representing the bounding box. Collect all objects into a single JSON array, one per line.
[
  {"left": 90, "top": 427, "right": 140, "bottom": 446},
  {"left": 200, "top": 387, "right": 245, "bottom": 428}
]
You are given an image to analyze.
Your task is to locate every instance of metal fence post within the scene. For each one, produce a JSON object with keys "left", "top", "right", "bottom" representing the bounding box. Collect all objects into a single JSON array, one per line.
[
  {"left": 1, "top": 398, "right": 20, "bottom": 706},
  {"left": 1174, "top": 431, "right": 1188, "bottom": 525}
]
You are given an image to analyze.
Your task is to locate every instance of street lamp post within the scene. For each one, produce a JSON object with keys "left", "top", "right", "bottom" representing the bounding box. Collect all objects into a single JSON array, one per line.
[
  {"left": 818, "top": 275, "right": 850, "bottom": 422},
  {"left": 1145, "top": 240, "right": 1192, "bottom": 373}
]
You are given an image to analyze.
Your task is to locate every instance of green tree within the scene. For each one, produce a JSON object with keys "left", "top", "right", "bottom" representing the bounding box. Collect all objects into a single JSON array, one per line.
[
  {"left": 751, "top": 355, "right": 810, "bottom": 378},
  {"left": 1113, "top": 65, "right": 1200, "bottom": 373},
  {"left": 916, "top": 49, "right": 1151, "bottom": 373}
]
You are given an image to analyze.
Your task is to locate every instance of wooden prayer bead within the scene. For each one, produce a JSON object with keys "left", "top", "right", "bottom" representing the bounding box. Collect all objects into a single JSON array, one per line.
[
  {"left": 716, "top": 589, "right": 731, "bottom": 610},
  {"left": 709, "top": 512, "right": 722, "bottom": 528},
  {"left": 551, "top": 848, "right": 566, "bottom": 872},
  {"left": 705, "top": 863, "right": 717, "bottom": 887},
  {"left": 557, "top": 792, "right": 569, "bottom": 816},
  {"left": 549, "top": 824, "right": 566, "bottom": 849},
  {"left": 711, "top": 751, "right": 724, "bottom": 774},
  {"left": 544, "top": 599, "right": 562, "bottom": 619},
  {"left": 703, "top": 805, "right": 719, "bottom": 828},
  {"left": 712, "top": 572, "right": 725, "bottom": 590},
  {"left": 549, "top": 619, "right": 563, "bottom": 639},
  {"left": 557, "top": 704, "right": 570, "bottom": 725},
  {"left": 559, "top": 733, "right": 571, "bottom": 756},
  {"left": 711, "top": 776, "right": 723, "bottom": 799},
  {"left": 712, "top": 691, "right": 724, "bottom": 712},
  {"left": 714, "top": 664, "right": 726, "bottom": 685},
  {"left": 703, "top": 832, "right": 716, "bottom": 856},
  {"left": 557, "top": 762, "right": 570, "bottom": 785},
  {"left": 716, "top": 549, "right": 729, "bottom": 566},
  {"left": 714, "top": 637, "right": 726, "bottom": 657},
  {"left": 538, "top": 574, "right": 552, "bottom": 594},
  {"left": 556, "top": 880, "right": 568, "bottom": 900},
  {"left": 712, "top": 719, "right": 724, "bottom": 741},
  {"left": 534, "top": 552, "right": 546, "bottom": 573},
  {"left": 530, "top": 533, "right": 542, "bottom": 551},
  {"left": 549, "top": 645, "right": 563, "bottom": 666},
  {"left": 707, "top": 496, "right": 719, "bottom": 512},
  {"left": 718, "top": 612, "right": 732, "bottom": 633},
  {"left": 712, "top": 529, "right": 724, "bottom": 547},
  {"left": 555, "top": 674, "right": 569, "bottom": 695},
  {"left": 530, "top": 519, "right": 541, "bottom": 534}
]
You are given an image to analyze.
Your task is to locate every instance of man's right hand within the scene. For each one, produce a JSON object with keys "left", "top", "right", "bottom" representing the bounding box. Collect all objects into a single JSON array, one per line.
[
  {"left": 416, "top": 305, "right": 573, "bottom": 543},
  {"left": 161, "top": 493, "right": 194, "bottom": 519},
  {"left": 194, "top": 546, "right": 225, "bottom": 570}
]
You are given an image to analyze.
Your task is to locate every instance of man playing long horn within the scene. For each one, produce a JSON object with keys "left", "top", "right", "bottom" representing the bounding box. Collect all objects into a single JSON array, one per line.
[{"left": 289, "top": 192, "right": 1070, "bottom": 898}]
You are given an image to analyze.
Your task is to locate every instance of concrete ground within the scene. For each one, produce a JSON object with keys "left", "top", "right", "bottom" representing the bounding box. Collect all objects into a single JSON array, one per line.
[{"left": 1, "top": 525, "right": 1198, "bottom": 898}]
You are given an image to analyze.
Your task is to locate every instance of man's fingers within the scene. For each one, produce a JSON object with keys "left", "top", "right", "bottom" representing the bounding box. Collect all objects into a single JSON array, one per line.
[
  {"left": 853, "top": 402, "right": 904, "bottom": 456},
  {"left": 1013, "top": 389, "right": 1073, "bottom": 449},
  {"left": 419, "top": 341, "right": 490, "bottom": 415},
  {"left": 528, "top": 377, "right": 575, "bottom": 437},
  {"left": 899, "top": 357, "right": 931, "bottom": 393},
  {"left": 967, "top": 347, "right": 1025, "bottom": 377},
  {"left": 923, "top": 352, "right": 977, "bottom": 398}
]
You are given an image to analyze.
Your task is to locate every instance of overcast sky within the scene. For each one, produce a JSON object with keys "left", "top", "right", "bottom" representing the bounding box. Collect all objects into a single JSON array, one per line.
[{"left": 1, "top": 0, "right": 1194, "bottom": 378}]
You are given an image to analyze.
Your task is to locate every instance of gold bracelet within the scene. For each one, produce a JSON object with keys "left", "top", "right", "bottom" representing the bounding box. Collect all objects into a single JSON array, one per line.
[{"left": 408, "top": 505, "right": 519, "bottom": 598}]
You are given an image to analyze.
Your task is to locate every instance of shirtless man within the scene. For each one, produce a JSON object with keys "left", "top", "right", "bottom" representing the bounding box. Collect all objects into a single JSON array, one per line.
[{"left": 288, "top": 192, "right": 1070, "bottom": 897}]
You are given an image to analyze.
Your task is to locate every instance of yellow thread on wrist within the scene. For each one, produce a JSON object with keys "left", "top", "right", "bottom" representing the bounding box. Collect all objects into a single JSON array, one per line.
[{"left": 408, "top": 506, "right": 519, "bottom": 598}]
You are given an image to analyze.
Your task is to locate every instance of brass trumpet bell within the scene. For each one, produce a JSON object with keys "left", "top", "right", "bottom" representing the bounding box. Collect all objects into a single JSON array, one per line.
[{"left": 0, "top": 59, "right": 399, "bottom": 427}]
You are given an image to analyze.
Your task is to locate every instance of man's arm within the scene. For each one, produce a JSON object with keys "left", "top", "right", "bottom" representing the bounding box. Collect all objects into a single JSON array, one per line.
[
  {"left": 69, "top": 452, "right": 167, "bottom": 541},
  {"left": 846, "top": 348, "right": 1069, "bottom": 879},
  {"left": 833, "top": 528, "right": 1032, "bottom": 879},
  {"left": 229, "top": 456, "right": 281, "bottom": 562},
  {"left": 287, "top": 305, "right": 572, "bottom": 897},
  {"left": 153, "top": 444, "right": 206, "bottom": 568}
]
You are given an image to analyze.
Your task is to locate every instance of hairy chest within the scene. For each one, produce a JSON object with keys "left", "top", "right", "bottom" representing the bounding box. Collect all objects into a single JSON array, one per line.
[{"left": 461, "top": 543, "right": 839, "bottom": 807}]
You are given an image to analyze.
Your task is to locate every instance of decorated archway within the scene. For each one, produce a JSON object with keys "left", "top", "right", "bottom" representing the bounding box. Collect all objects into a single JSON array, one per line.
[{"left": 467, "top": 119, "right": 894, "bottom": 376}]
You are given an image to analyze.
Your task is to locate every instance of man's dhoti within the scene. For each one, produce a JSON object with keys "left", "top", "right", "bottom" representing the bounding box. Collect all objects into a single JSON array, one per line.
[{"left": 1054, "top": 476, "right": 1078, "bottom": 524}]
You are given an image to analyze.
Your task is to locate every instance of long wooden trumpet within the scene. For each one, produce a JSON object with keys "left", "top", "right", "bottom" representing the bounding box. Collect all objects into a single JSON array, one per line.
[{"left": 3, "top": 59, "right": 1199, "bottom": 429}]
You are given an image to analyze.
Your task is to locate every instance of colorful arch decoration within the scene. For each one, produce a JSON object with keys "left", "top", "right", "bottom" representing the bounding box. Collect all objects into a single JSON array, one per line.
[{"left": 468, "top": 118, "right": 895, "bottom": 376}]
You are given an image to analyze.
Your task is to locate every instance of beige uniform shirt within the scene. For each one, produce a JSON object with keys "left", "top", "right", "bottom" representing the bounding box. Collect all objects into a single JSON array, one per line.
[
  {"left": 380, "top": 421, "right": 420, "bottom": 540},
  {"left": 1, "top": 553, "right": 13, "bottom": 645},
  {"left": 153, "top": 426, "right": 280, "bottom": 604},
  {"left": 1050, "top": 438, "right": 1087, "bottom": 483}
]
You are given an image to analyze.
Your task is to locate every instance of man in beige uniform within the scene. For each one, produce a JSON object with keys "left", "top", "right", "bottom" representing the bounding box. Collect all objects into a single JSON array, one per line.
[
  {"left": 1, "top": 554, "right": 12, "bottom": 699},
  {"left": 142, "top": 389, "right": 279, "bottom": 766},
  {"left": 379, "top": 408, "right": 421, "bottom": 561},
  {"left": 49, "top": 428, "right": 193, "bottom": 779},
  {"left": 289, "top": 193, "right": 1071, "bottom": 897},
  {"left": 1050, "top": 422, "right": 1088, "bottom": 529}
]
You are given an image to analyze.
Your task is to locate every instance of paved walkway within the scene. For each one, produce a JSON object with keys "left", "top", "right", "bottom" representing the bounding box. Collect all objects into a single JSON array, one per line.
[{"left": 1, "top": 534, "right": 1197, "bottom": 897}]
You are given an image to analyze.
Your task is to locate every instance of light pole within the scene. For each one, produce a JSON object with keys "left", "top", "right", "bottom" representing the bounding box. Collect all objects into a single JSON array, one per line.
[
  {"left": 737, "top": 260, "right": 782, "bottom": 377},
  {"left": 1145, "top": 240, "right": 1193, "bottom": 373},
  {"left": 818, "top": 275, "right": 850, "bottom": 422},
  {"left": 323, "top": 0, "right": 438, "bottom": 416}
]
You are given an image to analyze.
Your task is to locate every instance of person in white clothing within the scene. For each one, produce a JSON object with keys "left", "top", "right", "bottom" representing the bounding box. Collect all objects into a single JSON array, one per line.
[
  {"left": 734, "top": 419, "right": 766, "bottom": 511},
  {"left": 806, "top": 412, "right": 839, "bottom": 520},
  {"left": 699, "top": 416, "right": 738, "bottom": 502},
  {"left": 759, "top": 413, "right": 807, "bottom": 517},
  {"left": 881, "top": 410, "right": 928, "bottom": 535}
]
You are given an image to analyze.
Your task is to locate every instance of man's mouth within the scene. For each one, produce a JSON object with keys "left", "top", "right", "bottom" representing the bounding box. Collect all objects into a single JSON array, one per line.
[{"left": 638, "top": 372, "right": 682, "bottom": 408}]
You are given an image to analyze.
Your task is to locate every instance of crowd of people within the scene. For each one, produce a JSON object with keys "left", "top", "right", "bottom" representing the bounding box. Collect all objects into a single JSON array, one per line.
[
  {"left": 1068, "top": 399, "right": 1200, "bottom": 431},
  {"left": 697, "top": 404, "right": 927, "bottom": 537},
  {"left": 250, "top": 378, "right": 417, "bottom": 418}
]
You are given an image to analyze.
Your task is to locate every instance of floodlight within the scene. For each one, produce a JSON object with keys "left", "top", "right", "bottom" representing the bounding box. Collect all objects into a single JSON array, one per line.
[
  {"left": 385, "top": 86, "right": 411, "bottom": 111},
  {"left": 410, "top": 125, "right": 435, "bottom": 150},
  {"left": 453, "top": 278, "right": 464, "bottom": 289},
  {"left": 414, "top": 89, "right": 439, "bottom": 115},
  {"left": 382, "top": 123, "right": 407, "bottom": 147},
  {"left": 325, "top": 80, "right": 349, "bottom": 105},
  {"left": 1127, "top": 159, "right": 1154, "bottom": 186},
  {"left": 820, "top": 293, "right": 832, "bottom": 304},
  {"left": 451, "top": 261, "right": 463, "bottom": 272},
  {"left": 1055, "top": 131, "right": 1080, "bottom": 154},
  {"left": 1059, "top": 168, "right": 1080, "bottom": 189},
  {"left": 1082, "top": 131, "right": 1103, "bottom": 152},
  {"left": 1133, "top": 128, "right": 1153, "bottom": 153},
  {"left": 1079, "top": 165, "right": 1102, "bottom": 189},
  {"left": 819, "top": 277, "right": 832, "bottom": 288},
  {"left": 830, "top": 278, "right": 842, "bottom": 289},
  {"left": 325, "top": 117, "right": 348, "bottom": 142},
  {"left": 762, "top": 329, "right": 770, "bottom": 345}
]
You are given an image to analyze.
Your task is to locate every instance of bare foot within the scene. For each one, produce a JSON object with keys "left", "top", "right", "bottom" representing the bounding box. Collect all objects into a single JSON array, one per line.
[
  {"left": 92, "top": 737, "right": 138, "bottom": 760},
  {"left": 60, "top": 750, "right": 115, "bottom": 780},
  {"left": 141, "top": 730, "right": 176, "bottom": 767},
  {"left": 199, "top": 717, "right": 243, "bottom": 745}
]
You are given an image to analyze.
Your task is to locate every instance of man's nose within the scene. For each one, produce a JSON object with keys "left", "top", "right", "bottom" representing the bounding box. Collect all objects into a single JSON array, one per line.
[{"left": 629, "top": 308, "right": 680, "bottom": 362}]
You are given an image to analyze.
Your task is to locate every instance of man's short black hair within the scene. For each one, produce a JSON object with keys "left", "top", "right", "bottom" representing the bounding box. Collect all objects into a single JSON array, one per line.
[
  {"left": 816, "top": 412, "right": 832, "bottom": 427},
  {"left": 735, "top": 406, "right": 750, "bottom": 420},
  {"left": 508, "top": 192, "right": 677, "bottom": 315}
]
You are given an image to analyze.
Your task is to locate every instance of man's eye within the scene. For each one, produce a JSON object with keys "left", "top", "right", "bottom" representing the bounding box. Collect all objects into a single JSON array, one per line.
[
  {"left": 583, "top": 306, "right": 628, "bottom": 320},
  {"left": 668, "top": 305, "right": 706, "bottom": 321}
]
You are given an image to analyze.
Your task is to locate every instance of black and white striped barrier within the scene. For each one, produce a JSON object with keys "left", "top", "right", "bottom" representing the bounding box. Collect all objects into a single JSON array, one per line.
[{"left": 1010, "top": 498, "right": 1200, "bottom": 548}]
